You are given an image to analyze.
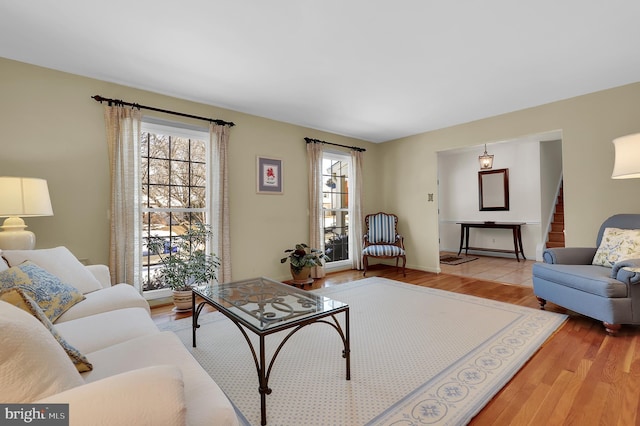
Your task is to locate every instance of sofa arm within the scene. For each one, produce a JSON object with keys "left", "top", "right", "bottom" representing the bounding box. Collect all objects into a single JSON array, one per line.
[
  {"left": 37, "top": 365, "right": 186, "bottom": 426},
  {"left": 542, "top": 247, "right": 597, "bottom": 264},
  {"left": 85, "top": 265, "right": 112, "bottom": 289},
  {"left": 611, "top": 259, "right": 640, "bottom": 284}
]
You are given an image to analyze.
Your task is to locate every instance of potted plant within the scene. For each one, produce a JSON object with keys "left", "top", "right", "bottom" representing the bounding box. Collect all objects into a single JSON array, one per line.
[
  {"left": 280, "top": 243, "right": 329, "bottom": 283},
  {"left": 146, "top": 223, "right": 220, "bottom": 311}
]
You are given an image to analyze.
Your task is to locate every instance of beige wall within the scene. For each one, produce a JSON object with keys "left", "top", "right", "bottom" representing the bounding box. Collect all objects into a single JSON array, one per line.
[
  {"left": 2, "top": 57, "right": 640, "bottom": 280},
  {"left": 379, "top": 83, "right": 640, "bottom": 272},
  {"left": 0, "top": 58, "right": 378, "bottom": 281}
]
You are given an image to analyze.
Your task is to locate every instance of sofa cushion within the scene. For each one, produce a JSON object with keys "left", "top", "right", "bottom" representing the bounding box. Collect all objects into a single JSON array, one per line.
[
  {"left": 38, "top": 366, "right": 187, "bottom": 426},
  {"left": 0, "top": 287, "right": 92, "bottom": 372},
  {"left": 2, "top": 246, "right": 102, "bottom": 294},
  {"left": 532, "top": 263, "right": 628, "bottom": 298},
  {"left": 55, "top": 283, "right": 150, "bottom": 323},
  {"left": 0, "top": 261, "right": 85, "bottom": 322},
  {"left": 592, "top": 227, "right": 640, "bottom": 267},
  {"left": 56, "top": 307, "right": 159, "bottom": 354},
  {"left": 363, "top": 245, "right": 405, "bottom": 256},
  {"left": 0, "top": 300, "right": 84, "bottom": 402},
  {"left": 83, "top": 331, "right": 239, "bottom": 426}
]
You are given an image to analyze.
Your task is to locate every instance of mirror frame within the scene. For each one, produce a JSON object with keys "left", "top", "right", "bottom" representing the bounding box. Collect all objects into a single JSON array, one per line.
[{"left": 478, "top": 168, "right": 509, "bottom": 211}]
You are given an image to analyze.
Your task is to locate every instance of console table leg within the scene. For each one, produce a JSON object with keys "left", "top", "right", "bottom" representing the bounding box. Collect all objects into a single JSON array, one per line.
[
  {"left": 457, "top": 224, "right": 464, "bottom": 256},
  {"left": 517, "top": 226, "right": 526, "bottom": 260},
  {"left": 464, "top": 226, "right": 470, "bottom": 255},
  {"left": 512, "top": 228, "right": 520, "bottom": 261}
]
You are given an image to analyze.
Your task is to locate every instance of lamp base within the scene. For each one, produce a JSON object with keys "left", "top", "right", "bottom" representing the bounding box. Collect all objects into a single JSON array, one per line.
[{"left": 0, "top": 217, "right": 36, "bottom": 250}]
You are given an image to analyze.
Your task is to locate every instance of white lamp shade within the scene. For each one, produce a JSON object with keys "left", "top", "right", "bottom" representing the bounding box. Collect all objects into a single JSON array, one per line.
[
  {"left": 0, "top": 177, "right": 53, "bottom": 217},
  {"left": 612, "top": 133, "right": 640, "bottom": 179}
]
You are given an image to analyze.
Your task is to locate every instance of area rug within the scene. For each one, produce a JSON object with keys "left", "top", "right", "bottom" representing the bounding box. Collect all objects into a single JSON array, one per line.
[
  {"left": 440, "top": 255, "right": 478, "bottom": 265},
  {"left": 160, "top": 277, "right": 566, "bottom": 425}
]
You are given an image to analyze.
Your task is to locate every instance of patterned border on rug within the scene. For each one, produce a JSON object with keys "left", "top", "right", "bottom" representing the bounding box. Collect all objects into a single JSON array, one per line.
[
  {"left": 319, "top": 279, "right": 566, "bottom": 425},
  {"left": 360, "top": 283, "right": 562, "bottom": 424},
  {"left": 161, "top": 277, "right": 567, "bottom": 425}
]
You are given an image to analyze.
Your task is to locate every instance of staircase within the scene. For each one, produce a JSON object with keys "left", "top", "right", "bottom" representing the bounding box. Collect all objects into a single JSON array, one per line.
[{"left": 546, "top": 185, "right": 565, "bottom": 248}]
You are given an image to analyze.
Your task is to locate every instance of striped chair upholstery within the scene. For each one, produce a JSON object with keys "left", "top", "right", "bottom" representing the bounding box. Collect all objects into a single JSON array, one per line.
[
  {"left": 367, "top": 213, "right": 397, "bottom": 244},
  {"left": 362, "top": 212, "right": 406, "bottom": 276}
]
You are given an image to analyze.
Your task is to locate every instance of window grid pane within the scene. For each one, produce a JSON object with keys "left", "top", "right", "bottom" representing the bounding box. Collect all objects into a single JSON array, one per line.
[
  {"left": 141, "top": 131, "right": 208, "bottom": 292},
  {"left": 322, "top": 156, "right": 350, "bottom": 262}
]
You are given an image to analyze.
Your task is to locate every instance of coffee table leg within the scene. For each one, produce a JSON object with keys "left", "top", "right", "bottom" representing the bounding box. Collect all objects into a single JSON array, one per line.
[
  {"left": 345, "top": 308, "right": 351, "bottom": 380},
  {"left": 258, "top": 335, "right": 270, "bottom": 425},
  {"left": 192, "top": 291, "right": 197, "bottom": 347},
  {"left": 192, "top": 299, "right": 206, "bottom": 347}
]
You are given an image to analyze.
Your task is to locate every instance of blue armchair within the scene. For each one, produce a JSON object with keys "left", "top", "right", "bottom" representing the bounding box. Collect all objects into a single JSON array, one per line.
[{"left": 532, "top": 214, "right": 640, "bottom": 335}]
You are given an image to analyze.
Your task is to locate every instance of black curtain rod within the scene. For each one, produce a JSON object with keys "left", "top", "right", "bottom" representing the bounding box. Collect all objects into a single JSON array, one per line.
[
  {"left": 304, "top": 137, "right": 366, "bottom": 152},
  {"left": 91, "top": 95, "right": 235, "bottom": 127}
]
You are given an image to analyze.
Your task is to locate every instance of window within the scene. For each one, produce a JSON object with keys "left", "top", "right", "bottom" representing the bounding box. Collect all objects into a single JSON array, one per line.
[
  {"left": 322, "top": 152, "right": 351, "bottom": 264},
  {"left": 140, "top": 120, "right": 210, "bottom": 297}
]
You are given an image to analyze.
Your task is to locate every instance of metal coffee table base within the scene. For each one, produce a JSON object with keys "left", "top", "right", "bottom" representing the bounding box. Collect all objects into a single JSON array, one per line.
[{"left": 192, "top": 294, "right": 350, "bottom": 426}]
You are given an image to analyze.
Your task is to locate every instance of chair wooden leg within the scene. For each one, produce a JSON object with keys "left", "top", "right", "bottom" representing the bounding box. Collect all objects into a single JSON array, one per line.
[
  {"left": 363, "top": 256, "right": 368, "bottom": 276},
  {"left": 402, "top": 255, "right": 406, "bottom": 276},
  {"left": 604, "top": 322, "right": 621, "bottom": 336},
  {"left": 536, "top": 297, "right": 547, "bottom": 309}
]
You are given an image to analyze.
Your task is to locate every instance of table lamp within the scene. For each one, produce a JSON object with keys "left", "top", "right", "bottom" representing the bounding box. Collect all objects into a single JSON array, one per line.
[
  {"left": 612, "top": 133, "right": 640, "bottom": 179},
  {"left": 0, "top": 177, "right": 53, "bottom": 250}
]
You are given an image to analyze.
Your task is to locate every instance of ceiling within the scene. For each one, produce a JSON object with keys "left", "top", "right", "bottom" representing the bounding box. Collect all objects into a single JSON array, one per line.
[{"left": 2, "top": 1, "right": 639, "bottom": 143}]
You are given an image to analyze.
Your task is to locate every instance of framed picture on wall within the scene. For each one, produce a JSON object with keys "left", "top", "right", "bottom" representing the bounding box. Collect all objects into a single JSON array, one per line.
[{"left": 256, "top": 156, "right": 283, "bottom": 194}]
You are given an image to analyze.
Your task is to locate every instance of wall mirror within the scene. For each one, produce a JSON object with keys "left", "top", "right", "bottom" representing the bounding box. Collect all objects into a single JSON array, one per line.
[{"left": 478, "top": 168, "right": 509, "bottom": 211}]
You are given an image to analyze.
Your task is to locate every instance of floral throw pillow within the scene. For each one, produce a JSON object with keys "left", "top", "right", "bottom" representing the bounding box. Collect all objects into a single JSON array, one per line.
[
  {"left": 0, "top": 261, "right": 85, "bottom": 322},
  {"left": 592, "top": 227, "right": 640, "bottom": 267},
  {"left": 0, "top": 287, "right": 92, "bottom": 372}
]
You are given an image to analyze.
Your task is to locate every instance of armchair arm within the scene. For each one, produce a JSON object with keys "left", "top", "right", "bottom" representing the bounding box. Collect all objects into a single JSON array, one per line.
[
  {"left": 611, "top": 259, "right": 640, "bottom": 284},
  {"left": 37, "top": 366, "right": 186, "bottom": 426},
  {"left": 542, "top": 247, "right": 597, "bottom": 264}
]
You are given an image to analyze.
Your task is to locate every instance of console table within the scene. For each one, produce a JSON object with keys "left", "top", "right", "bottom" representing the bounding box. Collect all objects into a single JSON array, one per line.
[{"left": 457, "top": 221, "right": 526, "bottom": 261}]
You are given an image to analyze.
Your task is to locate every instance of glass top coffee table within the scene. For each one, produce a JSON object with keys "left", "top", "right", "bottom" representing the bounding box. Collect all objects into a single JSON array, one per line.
[{"left": 192, "top": 277, "right": 350, "bottom": 426}]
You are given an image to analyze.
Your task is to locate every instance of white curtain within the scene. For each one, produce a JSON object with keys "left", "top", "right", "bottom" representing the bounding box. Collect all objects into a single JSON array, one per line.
[
  {"left": 307, "top": 142, "right": 325, "bottom": 278},
  {"left": 209, "top": 124, "right": 232, "bottom": 283},
  {"left": 350, "top": 149, "right": 365, "bottom": 270},
  {"left": 103, "top": 106, "right": 142, "bottom": 289}
]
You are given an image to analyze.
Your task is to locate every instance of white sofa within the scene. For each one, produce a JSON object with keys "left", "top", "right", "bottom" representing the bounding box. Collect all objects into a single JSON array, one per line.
[{"left": 0, "top": 247, "right": 239, "bottom": 426}]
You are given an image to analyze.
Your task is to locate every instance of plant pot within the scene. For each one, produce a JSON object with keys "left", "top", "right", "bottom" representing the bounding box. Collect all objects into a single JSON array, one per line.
[
  {"left": 290, "top": 265, "right": 312, "bottom": 283},
  {"left": 172, "top": 289, "right": 192, "bottom": 312}
]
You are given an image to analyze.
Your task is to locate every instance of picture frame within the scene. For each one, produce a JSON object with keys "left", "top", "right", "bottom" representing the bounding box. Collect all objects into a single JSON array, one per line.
[{"left": 256, "top": 156, "right": 283, "bottom": 194}]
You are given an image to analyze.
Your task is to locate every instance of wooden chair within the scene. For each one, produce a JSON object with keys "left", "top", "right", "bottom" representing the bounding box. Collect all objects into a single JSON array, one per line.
[{"left": 362, "top": 212, "right": 406, "bottom": 276}]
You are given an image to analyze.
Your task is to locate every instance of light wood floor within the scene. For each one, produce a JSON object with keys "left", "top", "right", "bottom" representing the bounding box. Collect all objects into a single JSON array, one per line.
[
  {"left": 151, "top": 261, "right": 640, "bottom": 425},
  {"left": 439, "top": 251, "right": 536, "bottom": 287}
]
